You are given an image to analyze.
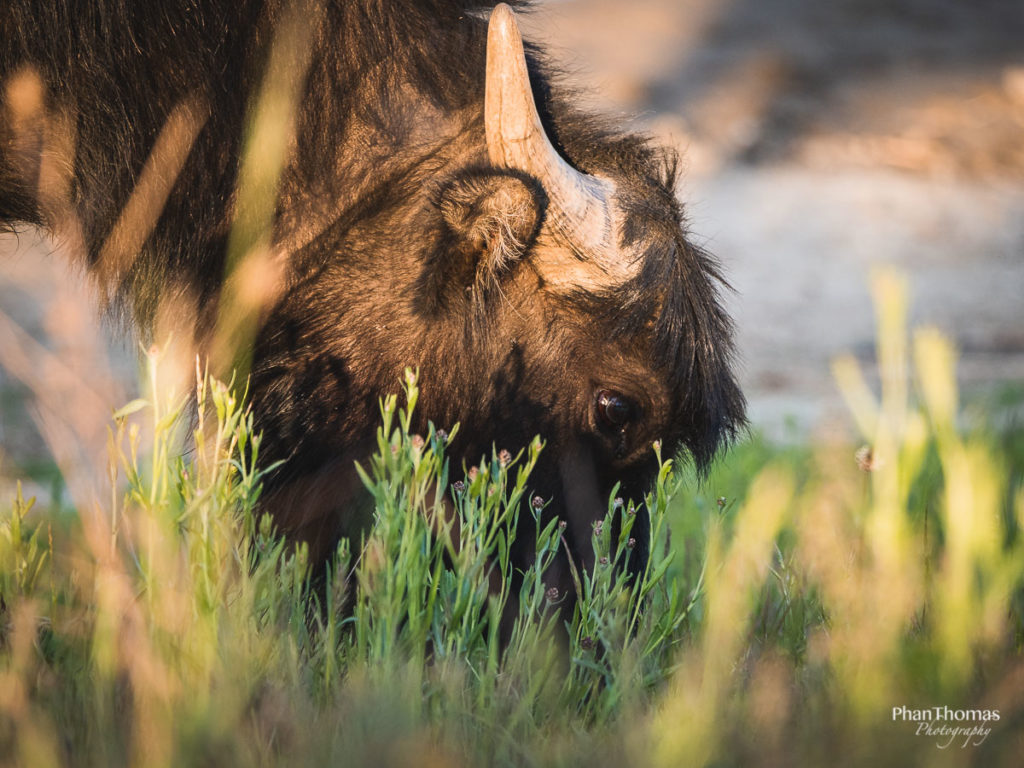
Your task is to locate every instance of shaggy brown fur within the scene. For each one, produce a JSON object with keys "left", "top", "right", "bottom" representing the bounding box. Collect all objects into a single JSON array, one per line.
[{"left": 1, "top": 0, "right": 745, "bottom": 591}]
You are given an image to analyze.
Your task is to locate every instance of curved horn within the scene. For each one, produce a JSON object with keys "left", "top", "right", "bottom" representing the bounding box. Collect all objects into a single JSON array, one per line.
[{"left": 485, "top": 4, "right": 623, "bottom": 271}]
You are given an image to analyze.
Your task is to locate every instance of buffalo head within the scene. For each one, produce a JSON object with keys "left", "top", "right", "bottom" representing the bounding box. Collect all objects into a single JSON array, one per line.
[{"left": 250, "top": 5, "right": 745, "bottom": 583}]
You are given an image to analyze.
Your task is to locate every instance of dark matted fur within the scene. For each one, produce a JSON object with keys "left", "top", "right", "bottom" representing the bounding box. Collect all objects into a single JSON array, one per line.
[{"left": 1, "top": 0, "right": 745, "bottom": 588}]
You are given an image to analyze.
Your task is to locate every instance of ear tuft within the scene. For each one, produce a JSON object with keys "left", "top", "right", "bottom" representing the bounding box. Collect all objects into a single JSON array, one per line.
[
  {"left": 415, "top": 169, "right": 542, "bottom": 315},
  {"left": 439, "top": 169, "right": 541, "bottom": 284}
]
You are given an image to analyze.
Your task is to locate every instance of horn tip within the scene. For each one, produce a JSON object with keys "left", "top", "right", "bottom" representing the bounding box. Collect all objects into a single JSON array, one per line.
[{"left": 489, "top": 3, "right": 518, "bottom": 38}]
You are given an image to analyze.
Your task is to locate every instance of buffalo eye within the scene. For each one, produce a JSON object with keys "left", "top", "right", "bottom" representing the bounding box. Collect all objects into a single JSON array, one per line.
[{"left": 595, "top": 390, "right": 636, "bottom": 430}]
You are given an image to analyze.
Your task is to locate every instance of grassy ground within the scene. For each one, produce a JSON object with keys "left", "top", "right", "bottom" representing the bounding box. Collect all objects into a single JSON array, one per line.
[{"left": 1, "top": 270, "right": 1022, "bottom": 767}]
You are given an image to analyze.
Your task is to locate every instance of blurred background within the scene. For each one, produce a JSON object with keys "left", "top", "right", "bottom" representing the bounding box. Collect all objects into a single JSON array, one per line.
[{"left": 2, "top": 0, "right": 1023, "bottom": 499}]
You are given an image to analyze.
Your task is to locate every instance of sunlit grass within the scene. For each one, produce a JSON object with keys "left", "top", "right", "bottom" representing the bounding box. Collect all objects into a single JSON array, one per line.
[{"left": 1, "top": 271, "right": 1023, "bottom": 767}]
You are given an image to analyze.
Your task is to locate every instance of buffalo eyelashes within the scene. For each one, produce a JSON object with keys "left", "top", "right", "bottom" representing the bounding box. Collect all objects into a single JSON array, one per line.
[{"left": 595, "top": 390, "right": 637, "bottom": 430}]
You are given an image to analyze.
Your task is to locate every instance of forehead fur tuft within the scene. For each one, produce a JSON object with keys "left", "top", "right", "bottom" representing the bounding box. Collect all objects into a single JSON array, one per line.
[{"left": 556, "top": 136, "right": 746, "bottom": 471}]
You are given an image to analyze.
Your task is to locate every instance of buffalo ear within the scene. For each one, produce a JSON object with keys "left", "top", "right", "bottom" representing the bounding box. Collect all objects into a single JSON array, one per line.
[
  {"left": 438, "top": 168, "right": 542, "bottom": 284},
  {"left": 417, "top": 169, "right": 541, "bottom": 314}
]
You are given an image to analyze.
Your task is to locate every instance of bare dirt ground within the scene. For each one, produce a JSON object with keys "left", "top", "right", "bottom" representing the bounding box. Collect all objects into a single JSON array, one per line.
[
  {"left": 524, "top": 0, "right": 1024, "bottom": 437},
  {"left": 2, "top": 0, "right": 1023, "bottom": 494}
]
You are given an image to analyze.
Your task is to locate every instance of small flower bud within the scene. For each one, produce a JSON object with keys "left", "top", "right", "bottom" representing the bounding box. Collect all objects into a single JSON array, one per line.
[
  {"left": 531, "top": 495, "right": 545, "bottom": 510},
  {"left": 436, "top": 429, "right": 448, "bottom": 443},
  {"left": 452, "top": 480, "right": 465, "bottom": 493},
  {"left": 498, "top": 449, "right": 512, "bottom": 467},
  {"left": 580, "top": 636, "right": 595, "bottom": 651},
  {"left": 545, "top": 586, "right": 559, "bottom": 602},
  {"left": 627, "top": 537, "right": 636, "bottom": 549},
  {"left": 411, "top": 434, "right": 425, "bottom": 450},
  {"left": 855, "top": 445, "right": 882, "bottom": 472},
  {"left": 613, "top": 497, "right": 624, "bottom": 510},
  {"left": 717, "top": 496, "right": 727, "bottom": 509},
  {"left": 558, "top": 520, "right": 567, "bottom": 531},
  {"left": 599, "top": 556, "right": 609, "bottom": 566}
]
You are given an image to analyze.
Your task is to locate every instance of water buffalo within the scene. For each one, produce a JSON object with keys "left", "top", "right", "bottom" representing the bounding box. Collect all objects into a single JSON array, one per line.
[{"left": 1, "top": 1, "right": 744, "bottom": 591}]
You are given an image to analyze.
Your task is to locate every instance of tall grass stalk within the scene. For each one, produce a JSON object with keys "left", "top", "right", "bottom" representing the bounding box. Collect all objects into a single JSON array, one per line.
[{"left": 1, "top": 271, "right": 1022, "bottom": 766}]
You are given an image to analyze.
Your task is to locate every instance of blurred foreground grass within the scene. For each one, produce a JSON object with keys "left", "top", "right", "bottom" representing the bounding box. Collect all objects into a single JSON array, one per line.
[{"left": 1, "top": 270, "right": 1022, "bottom": 768}]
